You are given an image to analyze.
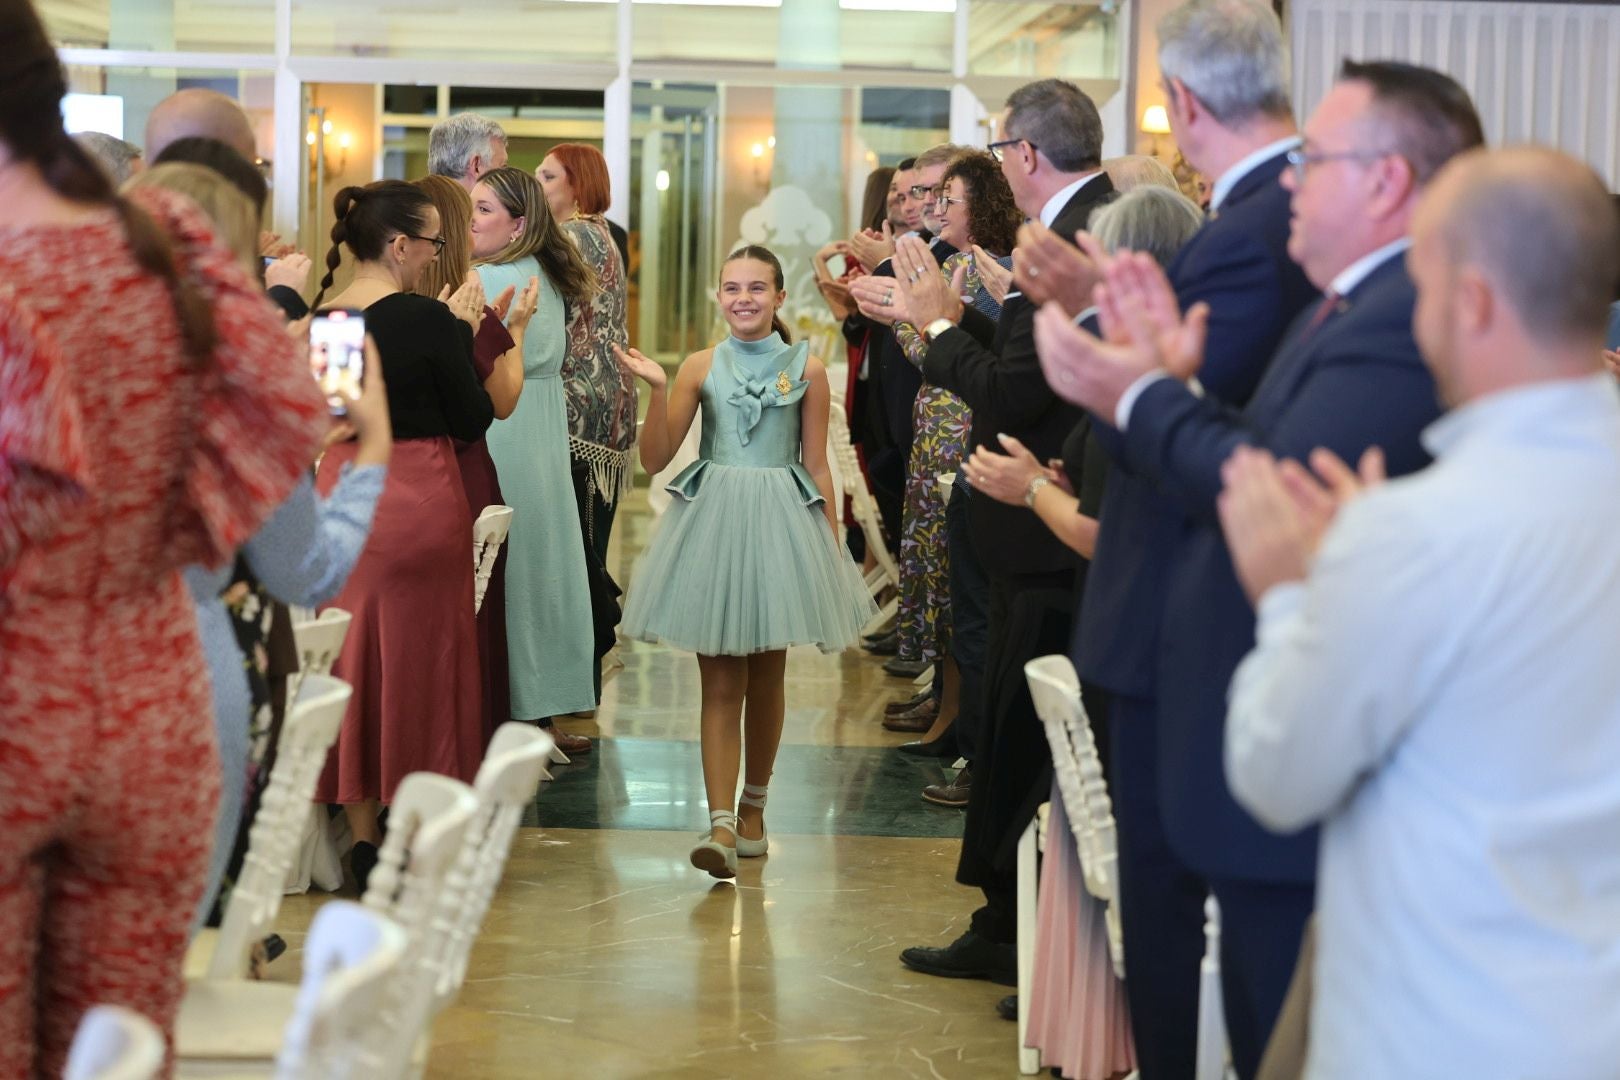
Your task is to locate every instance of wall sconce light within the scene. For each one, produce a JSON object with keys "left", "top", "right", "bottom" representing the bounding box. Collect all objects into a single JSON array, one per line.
[
  {"left": 307, "top": 108, "right": 350, "bottom": 181},
  {"left": 750, "top": 138, "right": 771, "bottom": 186},
  {"left": 1141, "top": 104, "right": 1171, "bottom": 156}
]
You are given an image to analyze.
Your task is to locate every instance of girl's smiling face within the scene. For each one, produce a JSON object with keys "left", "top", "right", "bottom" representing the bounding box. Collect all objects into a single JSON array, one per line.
[
  {"left": 717, "top": 257, "right": 784, "bottom": 340},
  {"left": 470, "top": 180, "right": 522, "bottom": 260}
]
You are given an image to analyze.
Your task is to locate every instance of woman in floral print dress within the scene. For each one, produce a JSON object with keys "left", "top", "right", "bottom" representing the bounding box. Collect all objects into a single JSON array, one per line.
[{"left": 891, "top": 152, "right": 1022, "bottom": 673}]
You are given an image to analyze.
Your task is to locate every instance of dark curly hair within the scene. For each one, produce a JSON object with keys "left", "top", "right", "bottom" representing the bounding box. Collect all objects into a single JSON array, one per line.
[{"left": 942, "top": 150, "right": 1021, "bottom": 256}]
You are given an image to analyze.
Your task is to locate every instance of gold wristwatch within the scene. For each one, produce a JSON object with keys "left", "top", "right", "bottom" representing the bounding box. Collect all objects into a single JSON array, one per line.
[{"left": 923, "top": 317, "right": 956, "bottom": 343}]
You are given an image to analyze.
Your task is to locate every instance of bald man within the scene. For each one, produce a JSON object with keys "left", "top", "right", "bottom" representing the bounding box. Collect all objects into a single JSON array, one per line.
[
  {"left": 1219, "top": 146, "right": 1620, "bottom": 1078},
  {"left": 145, "top": 87, "right": 256, "bottom": 161}
]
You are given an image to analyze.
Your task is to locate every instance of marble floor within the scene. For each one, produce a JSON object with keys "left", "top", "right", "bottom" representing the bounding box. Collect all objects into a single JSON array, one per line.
[{"left": 270, "top": 503, "right": 1021, "bottom": 1077}]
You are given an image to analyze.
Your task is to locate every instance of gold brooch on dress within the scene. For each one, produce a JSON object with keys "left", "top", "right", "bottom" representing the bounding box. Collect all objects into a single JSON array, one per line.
[{"left": 776, "top": 371, "right": 793, "bottom": 396}]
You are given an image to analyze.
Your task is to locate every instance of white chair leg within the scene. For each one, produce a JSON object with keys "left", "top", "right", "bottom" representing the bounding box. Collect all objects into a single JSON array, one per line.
[
  {"left": 1017, "top": 818, "right": 1040, "bottom": 1075},
  {"left": 547, "top": 744, "right": 571, "bottom": 766},
  {"left": 1195, "top": 894, "right": 1229, "bottom": 1080}
]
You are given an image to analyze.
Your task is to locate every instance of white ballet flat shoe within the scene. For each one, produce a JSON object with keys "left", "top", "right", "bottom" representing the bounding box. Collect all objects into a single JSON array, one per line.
[
  {"left": 736, "top": 784, "right": 769, "bottom": 858},
  {"left": 691, "top": 811, "right": 738, "bottom": 879}
]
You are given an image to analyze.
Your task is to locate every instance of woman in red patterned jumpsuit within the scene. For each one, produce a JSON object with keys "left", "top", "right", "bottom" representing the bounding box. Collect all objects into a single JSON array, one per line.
[{"left": 0, "top": 3, "right": 329, "bottom": 1073}]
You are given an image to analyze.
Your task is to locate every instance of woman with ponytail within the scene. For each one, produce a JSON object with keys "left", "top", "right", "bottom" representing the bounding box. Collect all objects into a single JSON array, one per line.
[
  {"left": 616, "top": 246, "right": 876, "bottom": 879},
  {"left": 0, "top": 0, "right": 328, "bottom": 1069},
  {"left": 469, "top": 166, "right": 599, "bottom": 751},
  {"left": 309, "top": 179, "right": 495, "bottom": 892}
]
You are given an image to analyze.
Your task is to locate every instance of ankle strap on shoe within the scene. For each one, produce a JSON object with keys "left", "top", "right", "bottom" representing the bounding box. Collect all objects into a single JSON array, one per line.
[
  {"left": 739, "top": 784, "right": 768, "bottom": 809},
  {"left": 708, "top": 809, "right": 738, "bottom": 833}
]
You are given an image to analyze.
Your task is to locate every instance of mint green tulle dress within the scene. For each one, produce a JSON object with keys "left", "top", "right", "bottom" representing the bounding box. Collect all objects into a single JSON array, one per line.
[{"left": 621, "top": 333, "right": 877, "bottom": 656}]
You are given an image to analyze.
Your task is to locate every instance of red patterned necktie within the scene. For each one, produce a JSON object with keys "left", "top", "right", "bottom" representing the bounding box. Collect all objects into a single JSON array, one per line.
[{"left": 1298, "top": 289, "right": 1342, "bottom": 342}]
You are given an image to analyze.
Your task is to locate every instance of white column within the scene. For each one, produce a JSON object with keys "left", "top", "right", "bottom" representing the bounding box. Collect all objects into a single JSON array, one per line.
[
  {"left": 271, "top": 0, "right": 302, "bottom": 242},
  {"left": 605, "top": 0, "right": 634, "bottom": 228}
]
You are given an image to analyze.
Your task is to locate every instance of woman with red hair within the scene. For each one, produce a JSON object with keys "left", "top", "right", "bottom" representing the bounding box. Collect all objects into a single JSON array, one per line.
[{"left": 537, "top": 143, "right": 637, "bottom": 714}]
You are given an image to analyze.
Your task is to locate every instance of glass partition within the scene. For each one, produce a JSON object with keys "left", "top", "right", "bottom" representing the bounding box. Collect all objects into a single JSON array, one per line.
[
  {"left": 40, "top": 0, "right": 275, "bottom": 52},
  {"left": 289, "top": 0, "right": 617, "bottom": 62}
]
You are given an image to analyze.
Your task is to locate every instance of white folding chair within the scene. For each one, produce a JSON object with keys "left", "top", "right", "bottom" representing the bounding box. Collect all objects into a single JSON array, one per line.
[
  {"left": 272, "top": 901, "right": 407, "bottom": 1080},
  {"left": 284, "top": 609, "right": 353, "bottom": 896},
  {"left": 65, "top": 1007, "right": 164, "bottom": 1080},
  {"left": 176, "top": 773, "right": 479, "bottom": 1078},
  {"left": 471, "top": 505, "right": 514, "bottom": 616},
  {"left": 200, "top": 674, "right": 351, "bottom": 980},
  {"left": 430, "top": 723, "right": 554, "bottom": 1015},
  {"left": 828, "top": 399, "right": 899, "bottom": 635}
]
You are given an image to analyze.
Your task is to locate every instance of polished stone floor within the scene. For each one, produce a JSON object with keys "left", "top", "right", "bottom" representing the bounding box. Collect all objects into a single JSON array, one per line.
[{"left": 268, "top": 500, "right": 1019, "bottom": 1077}]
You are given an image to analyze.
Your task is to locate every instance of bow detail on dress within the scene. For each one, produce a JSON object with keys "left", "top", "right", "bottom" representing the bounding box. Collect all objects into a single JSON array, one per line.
[{"left": 726, "top": 371, "right": 809, "bottom": 445}]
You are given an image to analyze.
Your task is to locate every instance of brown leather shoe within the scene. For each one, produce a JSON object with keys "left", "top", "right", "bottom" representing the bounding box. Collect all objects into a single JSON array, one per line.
[
  {"left": 882, "top": 698, "right": 937, "bottom": 732},
  {"left": 922, "top": 768, "right": 970, "bottom": 807},
  {"left": 885, "top": 690, "right": 934, "bottom": 716}
]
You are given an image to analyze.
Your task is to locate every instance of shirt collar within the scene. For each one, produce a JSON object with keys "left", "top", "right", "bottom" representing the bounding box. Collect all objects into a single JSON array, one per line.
[
  {"left": 1330, "top": 237, "right": 1412, "bottom": 298},
  {"left": 1209, "top": 136, "right": 1300, "bottom": 213},
  {"left": 1422, "top": 373, "right": 1618, "bottom": 458},
  {"left": 1038, "top": 171, "right": 1104, "bottom": 228}
]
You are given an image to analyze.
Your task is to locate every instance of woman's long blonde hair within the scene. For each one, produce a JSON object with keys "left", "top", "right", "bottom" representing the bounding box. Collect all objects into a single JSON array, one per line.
[
  {"left": 123, "top": 162, "right": 259, "bottom": 274},
  {"left": 412, "top": 173, "right": 474, "bottom": 300},
  {"left": 473, "top": 166, "right": 597, "bottom": 305}
]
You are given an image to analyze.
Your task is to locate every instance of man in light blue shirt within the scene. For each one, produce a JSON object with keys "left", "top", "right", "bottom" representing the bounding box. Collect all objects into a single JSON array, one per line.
[{"left": 1218, "top": 146, "right": 1620, "bottom": 1078}]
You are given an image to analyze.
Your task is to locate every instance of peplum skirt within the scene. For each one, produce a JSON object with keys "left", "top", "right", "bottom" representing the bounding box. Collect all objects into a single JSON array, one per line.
[{"left": 622, "top": 459, "right": 877, "bottom": 656}]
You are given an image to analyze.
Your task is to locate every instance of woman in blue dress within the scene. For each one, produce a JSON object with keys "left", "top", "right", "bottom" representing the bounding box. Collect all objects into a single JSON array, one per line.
[
  {"left": 618, "top": 246, "right": 876, "bottom": 879},
  {"left": 471, "top": 167, "right": 600, "bottom": 749}
]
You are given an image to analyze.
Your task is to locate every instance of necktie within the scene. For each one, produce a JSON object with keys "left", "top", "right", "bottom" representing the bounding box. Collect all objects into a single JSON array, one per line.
[{"left": 1298, "top": 288, "right": 1342, "bottom": 342}]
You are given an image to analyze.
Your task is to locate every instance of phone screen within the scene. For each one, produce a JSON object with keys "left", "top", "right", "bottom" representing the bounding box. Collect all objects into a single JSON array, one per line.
[{"left": 309, "top": 308, "right": 366, "bottom": 416}]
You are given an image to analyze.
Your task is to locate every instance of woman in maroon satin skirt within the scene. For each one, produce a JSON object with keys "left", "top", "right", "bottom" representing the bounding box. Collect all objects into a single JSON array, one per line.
[{"left": 310, "top": 180, "right": 495, "bottom": 892}]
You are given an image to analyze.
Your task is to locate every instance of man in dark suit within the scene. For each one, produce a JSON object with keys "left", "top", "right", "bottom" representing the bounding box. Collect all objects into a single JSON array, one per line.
[
  {"left": 854, "top": 78, "right": 1114, "bottom": 994},
  {"left": 1034, "top": 60, "right": 1485, "bottom": 1078}
]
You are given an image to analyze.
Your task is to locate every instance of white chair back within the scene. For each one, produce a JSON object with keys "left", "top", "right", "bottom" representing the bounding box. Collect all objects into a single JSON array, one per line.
[
  {"left": 274, "top": 901, "right": 407, "bottom": 1080},
  {"left": 430, "top": 722, "right": 555, "bottom": 1017},
  {"left": 363, "top": 773, "right": 479, "bottom": 1079},
  {"left": 210, "top": 674, "right": 352, "bottom": 979},
  {"left": 1195, "top": 895, "right": 1232, "bottom": 1080},
  {"left": 1025, "top": 655, "right": 1124, "bottom": 976},
  {"left": 64, "top": 1007, "right": 164, "bottom": 1080},
  {"left": 472, "top": 505, "right": 514, "bottom": 615},
  {"left": 288, "top": 608, "right": 352, "bottom": 705},
  {"left": 827, "top": 400, "right": 899, "bottom": 633}
]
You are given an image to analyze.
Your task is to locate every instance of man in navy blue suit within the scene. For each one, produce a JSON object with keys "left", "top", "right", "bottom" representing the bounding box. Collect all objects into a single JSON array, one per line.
[
  {"left": 1035, "top": 61, "right": 1484, "bottom": 1078},
  {"left": 1012, "top": 2, "right": 1313, "bottom": 1074}
]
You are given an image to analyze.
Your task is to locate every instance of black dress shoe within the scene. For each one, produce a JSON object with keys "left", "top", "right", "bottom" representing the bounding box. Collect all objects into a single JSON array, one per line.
[
  {"left": 997, "top": 995, "right": 1017, "bottom": 1021},
  {"left": 862, "top": 633, "right": 899, "bottom": 656},
  {"left": 883, "top": 657, "right": 931, "bottom": 678},
  {"left": 900, "top": 930, "right": 1016, "bottom": 986},
  {"left": 351, "top": 840, "right": 380, "bottom": 896}
]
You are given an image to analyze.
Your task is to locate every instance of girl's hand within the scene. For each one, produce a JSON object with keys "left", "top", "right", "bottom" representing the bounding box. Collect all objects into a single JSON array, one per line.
[{"left": 613, "top": 344, "right": 666, "bottom": 390}]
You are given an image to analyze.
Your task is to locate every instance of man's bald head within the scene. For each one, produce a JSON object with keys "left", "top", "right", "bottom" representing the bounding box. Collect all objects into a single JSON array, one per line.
[
  {"left": 145, "top": 88, "right": 256, "bottom": 161},
  {"left": 1425, "top": 146, "right": 1620, "bottom": 344}
]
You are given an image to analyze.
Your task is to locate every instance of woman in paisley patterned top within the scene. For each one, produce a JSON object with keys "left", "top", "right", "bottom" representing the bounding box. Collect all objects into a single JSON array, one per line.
[
  {"left": 890, "top": 151, "right": 1021, "bottom": 716},
  {"left": 538, "top": 145, "right": 637, "bottom": 563},
  {"left": 538, "top": 144, "right": 637, "bottom": 703}
]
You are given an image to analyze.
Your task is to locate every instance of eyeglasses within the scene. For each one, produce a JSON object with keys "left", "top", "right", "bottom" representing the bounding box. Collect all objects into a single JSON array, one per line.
[
  {"left": 408, "top": 233, "right": 448, "bottom": 255},
  {"left": 938, "top": 195, "right": 968, "bottom": 210},
  {"left": 988, "top": 137, "right": 1037, "bottom": 163},
  {"left": 908, "top": 184, "right": 944, "bottom": 201},
  {"left": 1284, "top": 145, "right": 1395, "bottom": 185}
]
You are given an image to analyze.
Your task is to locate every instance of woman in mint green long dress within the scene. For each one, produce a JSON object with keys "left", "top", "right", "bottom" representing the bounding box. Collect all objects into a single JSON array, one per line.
[
  {"left": 470, "top": 167, "right": 598, "bottom": 742},
  {"left": 618, "top": 245, "right": 876, "bottom": 881}
]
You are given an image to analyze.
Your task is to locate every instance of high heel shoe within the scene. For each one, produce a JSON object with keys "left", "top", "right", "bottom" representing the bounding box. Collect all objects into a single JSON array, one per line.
[
  {"left": 690, "top": 810, "right": 739, "bottom": 879},
  {"left": 736, "top": 784, "right": 769, "bottom": 858}
]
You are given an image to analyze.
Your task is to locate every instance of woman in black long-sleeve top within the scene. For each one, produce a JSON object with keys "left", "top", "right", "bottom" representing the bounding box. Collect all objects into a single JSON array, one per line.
[{"left": 309, "top": 180, "right": 495, "bottom": 891}]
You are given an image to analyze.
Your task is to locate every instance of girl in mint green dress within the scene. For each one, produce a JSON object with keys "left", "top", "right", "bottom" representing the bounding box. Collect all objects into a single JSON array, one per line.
[{"left": 618, "top": 245, "right": 876, "bottom": 880}]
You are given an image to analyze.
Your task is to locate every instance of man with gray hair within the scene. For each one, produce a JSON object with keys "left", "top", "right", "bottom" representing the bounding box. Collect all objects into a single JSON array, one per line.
[
  {"left": 73, "top": 131, "right": 143, "bottom": 184},
  {"left": 428, "top": 113, "right": 508, "bottom": 191},
  {"left": 1011, "top": 2, "right": 1317, "bottom": 1075}
]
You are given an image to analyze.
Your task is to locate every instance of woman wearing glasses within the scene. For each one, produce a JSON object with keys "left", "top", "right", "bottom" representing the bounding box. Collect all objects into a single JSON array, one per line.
[
  {"left": 311, "top": 179, "right": 495, "bottom": 893},
  {"left": 887, "top": 151, "right": 1021, "bottom": 754},
  {"left": 471, "top": 167, "right": 603, "bottom": 750}
]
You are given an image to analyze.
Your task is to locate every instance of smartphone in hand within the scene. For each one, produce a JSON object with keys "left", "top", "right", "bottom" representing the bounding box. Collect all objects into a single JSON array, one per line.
[{"left": 309, "top": 308, "right": 366, "bottom": 416}]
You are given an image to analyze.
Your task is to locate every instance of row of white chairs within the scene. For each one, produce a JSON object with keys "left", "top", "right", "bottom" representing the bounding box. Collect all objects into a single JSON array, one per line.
[{"left": 1019, "top": 655, "right": 1231, "bottom": 1080}]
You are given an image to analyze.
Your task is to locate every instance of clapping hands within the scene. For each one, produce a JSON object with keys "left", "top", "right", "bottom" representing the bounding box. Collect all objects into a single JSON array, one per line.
[{"left": 438, "top": 273, "right": 486, "bottom": 332}]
